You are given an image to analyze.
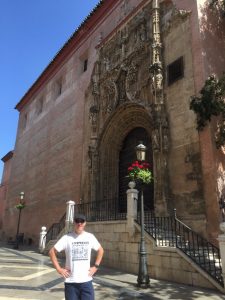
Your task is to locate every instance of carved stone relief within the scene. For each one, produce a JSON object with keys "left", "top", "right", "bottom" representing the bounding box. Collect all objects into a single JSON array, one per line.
[
  {"left": 116, "top": 69, "right": 127, "bottom": 104},
  {"left": 152, "top": 129, "right": 160, "bottom": 152},
  {"left": 101, "top": 79, "right": 118, "bottom": 114},
  {"left": 92, "top": 62, "right": 100, "bottom": 96},
  {"left": 89, "top": 105, "right": 99, "bottom": 130},
  {"left": 126, "top": 62, "right": 138, "bottom": 102},
  {"left": 85, "top": 2, "right": 170, "bottom": 213},
  {"left": 218, "top": 169, "right": 225, "bottom": 198}
]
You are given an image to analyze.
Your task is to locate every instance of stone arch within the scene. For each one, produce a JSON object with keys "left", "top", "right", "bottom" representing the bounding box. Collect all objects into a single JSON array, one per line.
[{"left": 97, "top": 104, "right": 153, "bottom": 205}]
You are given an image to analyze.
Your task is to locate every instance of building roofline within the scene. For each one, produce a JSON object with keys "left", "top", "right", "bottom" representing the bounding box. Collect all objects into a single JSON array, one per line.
[
  {"left": 15, "top": 0, "right": 121, "bottom": 112},
  {"left": 1, "top": 151, "right": 14, "bottom": 163}
]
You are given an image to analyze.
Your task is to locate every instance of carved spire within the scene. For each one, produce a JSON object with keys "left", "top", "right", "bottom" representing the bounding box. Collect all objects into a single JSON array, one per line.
[
  {"left": 150, "top": 0, "right": 163, "bottom": 105},
  {"left": 150, "top": 1, "right": 170, "bottom": 154},
  {"left": 89, "top": 62, "right": 100, "bottom": 132},
  {"left": 152, "top": 0, "right": 162, "bottom": 67}
]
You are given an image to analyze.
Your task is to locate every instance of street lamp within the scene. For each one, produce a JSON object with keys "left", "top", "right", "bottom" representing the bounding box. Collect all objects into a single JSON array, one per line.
[
  {"left": 14, "top": 191, "right": 25, "bottom": 249},
  {"left": 136, "top": 142, "right": 150, "bottom": 288}
]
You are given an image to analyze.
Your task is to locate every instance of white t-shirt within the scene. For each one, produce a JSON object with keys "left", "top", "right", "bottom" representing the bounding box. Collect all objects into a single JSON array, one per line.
[{"left": 54, "top": 231, "right": 101, "bottom": 283}]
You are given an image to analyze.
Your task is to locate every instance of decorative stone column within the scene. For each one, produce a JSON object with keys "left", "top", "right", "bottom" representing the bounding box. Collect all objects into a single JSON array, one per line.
[
  {"left": 39, "top": 226, "right": 47, "bottom": 253},
  {"left": 127, "top": 181, "right": 138, "bottom": 235},
  {"left": 65, "top": 200, "right": 75, "bottom": 233},
  {"left": 150, "top": 0, "right": 169, "bottom": 216},
  {"left": 218, "top": 222, "right": 225, "bottom": 287}
]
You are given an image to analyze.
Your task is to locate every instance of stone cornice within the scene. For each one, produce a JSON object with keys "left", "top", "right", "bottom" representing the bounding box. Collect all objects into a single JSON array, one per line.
[{"left": 1, "top": 151, "right": 14, "bottom": 162}]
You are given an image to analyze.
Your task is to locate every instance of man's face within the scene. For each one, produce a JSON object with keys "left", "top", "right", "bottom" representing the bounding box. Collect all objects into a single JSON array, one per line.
[{"left": 74, "top": 218, "right": 86, "bottom": 234}]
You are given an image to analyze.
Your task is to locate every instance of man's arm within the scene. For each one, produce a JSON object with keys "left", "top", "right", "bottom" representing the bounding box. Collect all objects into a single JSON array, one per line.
[
  {"left": 95, "top": 245, "right": 104, "bottom": 266},
  {"left": 49, "top": 247, "right": 70, "bottom": 278},
  {"left": 89, "top": 246, "right": 104, "bottom": 276}
]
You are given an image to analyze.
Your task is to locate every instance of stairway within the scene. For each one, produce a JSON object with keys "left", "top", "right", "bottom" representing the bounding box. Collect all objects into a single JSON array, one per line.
[
  {"left": 136, "top": 210, "right": 223, "bottom": 287},
  {"left": 43, "top": 239, "right": 57, "bottom": 255},
  {"left": 42, "top": 201, "right": 223, "bottom": 288}
]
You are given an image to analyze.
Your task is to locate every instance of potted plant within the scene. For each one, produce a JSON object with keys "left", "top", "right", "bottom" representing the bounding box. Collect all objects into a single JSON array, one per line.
[
  {"left": 15, "top": 201, "right": 26, "bottom": 210},
  {"left": 127, "top": 160, "right": 152, "bottom": 185}
]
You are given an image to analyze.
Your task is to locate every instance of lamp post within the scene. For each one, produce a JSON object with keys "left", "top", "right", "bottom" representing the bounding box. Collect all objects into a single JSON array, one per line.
[
  {"left": 136, "top": 142, "right": 150, "bottom": 288},
  {"left": 14, "top": 191, "right": 25, "bottom": 249}
]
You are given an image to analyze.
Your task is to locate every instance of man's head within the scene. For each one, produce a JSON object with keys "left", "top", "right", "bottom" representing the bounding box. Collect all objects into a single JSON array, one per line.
[{"left": 74, "top": 213, "right": 86, "bottom": 234}]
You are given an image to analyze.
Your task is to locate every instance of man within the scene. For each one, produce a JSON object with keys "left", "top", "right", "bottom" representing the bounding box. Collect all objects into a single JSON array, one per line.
[{"left": 49, "top": 213, "right": 104, "bottom": 300}]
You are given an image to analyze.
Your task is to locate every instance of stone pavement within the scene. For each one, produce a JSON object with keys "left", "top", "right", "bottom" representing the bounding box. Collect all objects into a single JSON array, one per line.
[{"left": 0, "top": 244, "right": 225, "bottom": 299}]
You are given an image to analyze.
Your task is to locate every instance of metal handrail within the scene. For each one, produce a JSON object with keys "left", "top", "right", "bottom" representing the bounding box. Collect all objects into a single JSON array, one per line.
[
  {"left": 173, "top": 208, "right": 191, "bottom": 230},
  {"left": 136, "top": 208, "right": 223, "bottom": 287},
  {"left": 44, "top": 198, "right": 223, "bottom": 286},
  {"left": 45, "top": 212, "right": 66, "bottom": 244},
  {"left": 45, "top": 199, "right": 126, "bottom": 244},
  {"left": 75, "top": 198, "right": 127, "bottom": 222},
  {"left": 174, "top": 214, "right": 223, "bottom": 286}
]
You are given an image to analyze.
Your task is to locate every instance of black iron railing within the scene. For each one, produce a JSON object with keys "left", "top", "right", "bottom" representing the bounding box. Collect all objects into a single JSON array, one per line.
[
  {"left": 45, "top": 213, "right": 66, "bottom": 244},
  {"left": 136, "top": 208, "right": 223, "bottom": 287},
  {"left": 45, "top": 199, "right": 126, "bottom": 245},
  {"left": 75, "top": 198, "right": 127, "bottom": 222},
  {"left": 174, "top": 216, "right": 223, "bottom": 286},
  {"left": 44, "top": 197, "right": 223, "bottom": 286}
]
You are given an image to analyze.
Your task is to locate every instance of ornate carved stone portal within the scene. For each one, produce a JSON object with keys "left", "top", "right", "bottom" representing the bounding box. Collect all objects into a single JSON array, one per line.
[{"left": 85, "top": 1, "right": 169, "bottom": 215}]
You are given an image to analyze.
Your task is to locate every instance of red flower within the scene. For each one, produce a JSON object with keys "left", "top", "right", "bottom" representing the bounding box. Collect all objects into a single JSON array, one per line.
[{"left": 127, "top": 160, "right": 152, "bottom": 184}]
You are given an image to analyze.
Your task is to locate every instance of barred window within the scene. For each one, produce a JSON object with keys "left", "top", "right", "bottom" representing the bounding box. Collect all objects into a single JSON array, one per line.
[{"left": 167, "top": 56, "right": 184, "bottom": 86}]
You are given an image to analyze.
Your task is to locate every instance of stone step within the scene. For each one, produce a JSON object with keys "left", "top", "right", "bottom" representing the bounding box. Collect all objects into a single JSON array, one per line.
[{"left": 143, "top": 218, "right": 223, "bottom": 285}]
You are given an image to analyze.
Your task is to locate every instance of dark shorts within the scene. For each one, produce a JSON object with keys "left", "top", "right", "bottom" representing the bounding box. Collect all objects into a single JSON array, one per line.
[{"left": 65, "top": 281, "right": 94, "bottom": 300}]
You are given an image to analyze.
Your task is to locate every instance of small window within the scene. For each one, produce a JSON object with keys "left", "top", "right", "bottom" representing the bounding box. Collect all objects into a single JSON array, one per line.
[
  {"left": 83, "top": 59, "right": 88, "bottom": 72},
  {"left": 55, "top": 78, "right": 63, "bottom": 98},
  {"left": 36, "top": 97, "right": 44, "bottom": 115},
  {"left": 167, "top": 56, "right": 184, "bottom": 86},
  {"left": 79, "top": 52, "right": 88, "bottom": 74}
]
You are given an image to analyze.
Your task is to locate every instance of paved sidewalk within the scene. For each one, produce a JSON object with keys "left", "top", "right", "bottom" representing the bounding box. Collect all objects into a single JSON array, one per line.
[
  {"left": 95, "top": 268, "right": 225, "bottom": 299},
  {"left": 0, "top": 244, "right": 225, "bottom": 299}
]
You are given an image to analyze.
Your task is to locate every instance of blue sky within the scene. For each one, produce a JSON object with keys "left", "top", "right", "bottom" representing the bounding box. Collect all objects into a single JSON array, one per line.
[{"left": 0, "top": 0, "right": 100, "bottom": 180}]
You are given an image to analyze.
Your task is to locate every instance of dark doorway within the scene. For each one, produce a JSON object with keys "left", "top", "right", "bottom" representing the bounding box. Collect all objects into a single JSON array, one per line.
[{"left": 118, "top": 127, "right": 154, "bottom": 212}]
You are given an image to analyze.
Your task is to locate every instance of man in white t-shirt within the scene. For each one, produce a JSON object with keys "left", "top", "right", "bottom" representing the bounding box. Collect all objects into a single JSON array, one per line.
[{"left": 49, "top": 213, "right": 104, "bottom": 300}]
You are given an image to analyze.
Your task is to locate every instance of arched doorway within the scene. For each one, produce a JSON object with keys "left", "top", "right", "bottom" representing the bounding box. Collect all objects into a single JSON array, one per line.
[
  {"left": 97, "top": 104, "right": 154, "bottom": 213},
  {"left": 118, "top": 127, "right": 154, "bottom": 212}
]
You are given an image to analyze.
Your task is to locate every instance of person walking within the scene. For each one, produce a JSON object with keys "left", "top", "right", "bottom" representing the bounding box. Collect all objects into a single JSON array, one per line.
[{"left": 49, "top": 213, "right": 104, "bottom": 300}]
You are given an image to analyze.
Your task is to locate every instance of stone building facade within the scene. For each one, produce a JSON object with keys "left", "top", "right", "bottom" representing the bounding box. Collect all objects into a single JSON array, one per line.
[
  {"left": 0, "top": 151, "right": 13, "bottom": 236},
  {"left": 1, "top": 0, "right": 225, "bottom": 249}
]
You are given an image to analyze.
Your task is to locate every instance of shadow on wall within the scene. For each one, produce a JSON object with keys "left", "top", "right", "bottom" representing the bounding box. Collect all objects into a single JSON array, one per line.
[{"left": 199, "top": 1, "right": 225, "bottom": 75}]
